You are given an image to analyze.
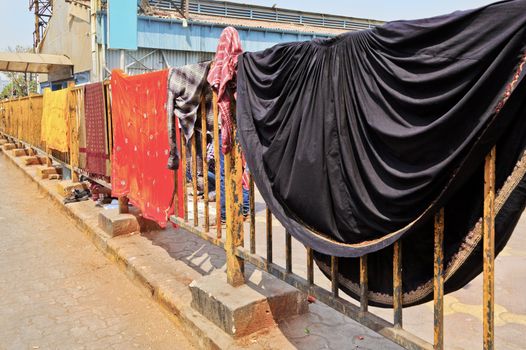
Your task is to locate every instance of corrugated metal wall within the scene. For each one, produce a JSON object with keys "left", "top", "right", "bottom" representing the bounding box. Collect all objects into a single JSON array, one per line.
[
  {"left": 98, "top": 14, "right": 330, "bottom": 53},
  {"left": 105, "top": 48, "right": 214, "bottom": 76}
]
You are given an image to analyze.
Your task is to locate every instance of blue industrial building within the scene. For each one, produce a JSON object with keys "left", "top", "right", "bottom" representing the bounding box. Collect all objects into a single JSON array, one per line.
[{"left": 37, "top": 0, "right": 381, "bottom": 87}]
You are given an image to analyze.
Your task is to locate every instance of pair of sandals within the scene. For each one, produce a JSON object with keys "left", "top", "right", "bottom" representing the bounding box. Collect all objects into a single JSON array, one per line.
[{"left": 63, "top": 189, "right": 91, "bottom": 204}]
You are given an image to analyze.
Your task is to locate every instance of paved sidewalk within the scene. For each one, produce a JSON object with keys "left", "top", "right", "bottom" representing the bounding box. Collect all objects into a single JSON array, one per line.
[{"left": 0, "top": 158, "right": 195, "bottom": 349}]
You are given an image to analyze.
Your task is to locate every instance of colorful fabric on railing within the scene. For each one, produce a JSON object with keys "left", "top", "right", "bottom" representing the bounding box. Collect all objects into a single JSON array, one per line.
[
  {"left": 84, "top": 82, "right": 107, "bottom": 176},
  {"left": 208, "top": 26, "right": 242, "bottom": 154},
  {"left": 166, "top": 62, "right": 213, "bottom": 170},
  {"left": 41, "top": 88, "right": 69, "bottom": 152},
  {"left": 111, "top": 69, "right": 173, "bottom": 227},
  {"left": 237, "top": 0, "right": 526, "bottom": 307}
]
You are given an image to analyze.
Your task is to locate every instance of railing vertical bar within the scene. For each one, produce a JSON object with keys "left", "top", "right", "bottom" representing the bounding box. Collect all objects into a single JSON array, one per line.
[
  {"left": 393, "top": 241, "right": 403, "bottom": 328},
  {"left": 212, "top": 90, "right": 222, "bottom": 237},
  {"left": 249, "top": 174, "right": 256, "bottom": 254},
  {"left": 200, "top": 95, "right": 209, "bottom": 233},
  {"left": 434, "top": 208, "right": 445, "bottom": 350},
  {"left": 266, "top": 208, "right": 273, "bottom": 265},
  {"left": 307, "top": 247, "right": 314, "bottom": 284},
  {"left": 360, "top": 255, "right": 368, "bottom": 314},
  {"left": 483, "top": 146, "right": 496, "bottom": 350},
  {"left": 181, "top": 133, "right": 188, "bottom": 222},
  {"left": 191, "top": 133, "right": 198, "bottom": 227},
  {"left": 286, "top": 231, "right": 292, "bottom": 274},
  {"left": 331, "top": 255, "right": 339, "bottom": 297}
]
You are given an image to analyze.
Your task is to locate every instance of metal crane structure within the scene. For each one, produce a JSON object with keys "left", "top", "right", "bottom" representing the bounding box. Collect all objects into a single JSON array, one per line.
[{"left": 29, "top": 0, "right": 53, "bottom": 49}]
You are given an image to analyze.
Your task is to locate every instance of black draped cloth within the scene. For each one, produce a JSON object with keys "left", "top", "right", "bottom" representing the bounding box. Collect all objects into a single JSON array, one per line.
[{"left": 237, "top": 0, "right": 526, "bottom": 307}]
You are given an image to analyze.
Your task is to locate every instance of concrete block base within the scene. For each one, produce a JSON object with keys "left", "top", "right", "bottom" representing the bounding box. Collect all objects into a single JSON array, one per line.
[
  {"left": 98, "top": 208, "right": 140, "bottom": 237},
  {"left": 12, "top": 148, "right": 28, "bottom": 157},
  {"left": 57, "top": 180, "right": 90, "bottom": 198},
  {"left": 189, "top": 269, "right": 308, "bottom": 338},
  {"left": 23, "top": 156, "right": 47, "bottom": 166},
  {"left": 37, "top": 165, "right": 62, "bottom": 179},
  {"left": 2, "top": 143, "right": 16, "bottom": 152}
]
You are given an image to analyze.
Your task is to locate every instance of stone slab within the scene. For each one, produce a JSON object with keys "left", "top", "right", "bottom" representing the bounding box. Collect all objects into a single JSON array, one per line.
[
  {"left": 57, "top": 180, "right": 90, "bottom": 198},
  {"left": 98, "top": 208, "right": 140, "bottom": 237},
  {"left": 2, "top": 143, "right": 16, "bottom": 151},
  {"left": 23, "top": 156, "right": 39, "bottom": 166},
  {"left": 12, "top": 148, "right": 28, "bottom": 157},
  {"left": 37, "top": 165, "right": 62, "bottom": 179},
  {"left": 190, "top": 269, "right": 308, "bottom": 338}
]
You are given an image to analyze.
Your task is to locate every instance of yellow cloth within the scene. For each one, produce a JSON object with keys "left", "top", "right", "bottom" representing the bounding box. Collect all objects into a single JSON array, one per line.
[{"left": 41, "top": 88, "right": 69, "bottom": 152}]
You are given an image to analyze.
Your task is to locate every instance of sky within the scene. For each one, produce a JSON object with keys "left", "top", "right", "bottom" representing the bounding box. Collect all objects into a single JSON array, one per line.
[{"left": 0, "top": 0, "right": 498, "bottom": 79}]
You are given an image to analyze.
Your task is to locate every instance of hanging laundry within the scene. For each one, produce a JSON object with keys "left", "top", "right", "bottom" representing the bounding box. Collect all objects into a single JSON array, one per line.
[
  {"left": 237, "top": 0, "right": 526, "bottom": 307},
  {"left": 84, "top": 82, "right": 108, "bottom": 176},
  {"left": 111, "top": 69, "right": 174, "bottom": 227},
  {"left": 208, "top": 26, "right": 242, "bottom": 154},
  {"left": 166, "top": 61, "right": 213, "bottom": 170},
  {"left": 41, "top": 88, "right": 70, "bottom": 152}
]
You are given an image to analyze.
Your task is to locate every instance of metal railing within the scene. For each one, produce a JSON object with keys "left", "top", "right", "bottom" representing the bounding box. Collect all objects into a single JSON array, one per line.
[
  {"left": 0, "top": 84, "right": 499, "bottom": 350},
  {"left": 169, "top": 90, "right": 499, "bottom": 350},
  {"left": 148, "top": 0, "right": 380, "bottom": 31}
]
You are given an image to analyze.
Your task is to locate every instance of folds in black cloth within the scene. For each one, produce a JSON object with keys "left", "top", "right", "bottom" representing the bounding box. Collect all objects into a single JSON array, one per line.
[{"left": 236, "top": 0, "right": 526, "bottom": 306}]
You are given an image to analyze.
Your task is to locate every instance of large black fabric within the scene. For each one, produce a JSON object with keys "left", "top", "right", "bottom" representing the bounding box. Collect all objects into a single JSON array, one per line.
[{"left": 237, "top": 0, "right": 526, "bottom": 307}]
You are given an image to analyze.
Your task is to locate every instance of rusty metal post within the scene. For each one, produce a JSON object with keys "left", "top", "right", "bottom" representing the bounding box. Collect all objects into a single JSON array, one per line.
[
  {"left": 118, "top": 196, "right": 129, "bottom": 214},
  {"left": 200, "top": 96, "right": 209, "bottom": 233},
  {"left": 483, "top": 146, "right": 496, "bottom": 350},
  {"left": 224, "top": 125, "right": 245, "bottom": 287},
  {"left": 67, "top": 84, "right": 79, "bottom": 183},
  {"left": 434, "top": 208, "right": 445, "bottom": 350},
  {"left": 212, "top": 91, "right": 222, "bottom": 237},
  {"left": 360, "top": 255, "right": 368, "bottom": 315},
  {"left": 393, "top": 241, "right": 403, "bottom": 328}
]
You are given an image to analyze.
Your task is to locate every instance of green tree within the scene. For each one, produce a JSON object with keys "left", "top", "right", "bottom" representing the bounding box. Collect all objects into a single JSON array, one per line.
[{"left": 0, "top": 46, "right": 38, "bottom": 100}]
